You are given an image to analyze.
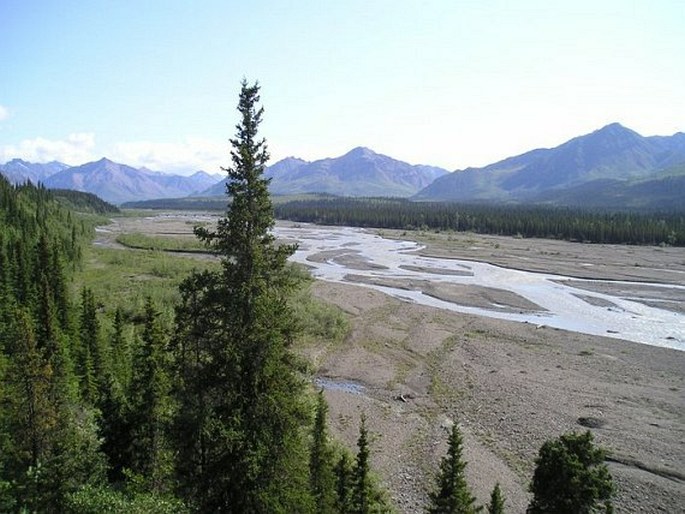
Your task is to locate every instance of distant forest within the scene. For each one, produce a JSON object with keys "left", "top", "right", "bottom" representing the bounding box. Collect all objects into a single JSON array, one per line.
[
  {"left": 123, "top": 195, "right": 685, "bottom": 246},
  {"left": 276, "top": 197, "right": 685, "bottom": 246}
]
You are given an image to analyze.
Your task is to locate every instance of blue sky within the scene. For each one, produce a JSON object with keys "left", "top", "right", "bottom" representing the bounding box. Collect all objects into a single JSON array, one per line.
[{"left": 1, "top": 0, "right": 683, "bottom": 174}]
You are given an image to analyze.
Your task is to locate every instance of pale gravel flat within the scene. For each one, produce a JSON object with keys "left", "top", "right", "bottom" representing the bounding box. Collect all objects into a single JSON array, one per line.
[
  {"left": 275, "top": 223, "right": 684, "bottom": 512},
  {"left": 310, "top": 278, "right": 685, "bottom": 514}
]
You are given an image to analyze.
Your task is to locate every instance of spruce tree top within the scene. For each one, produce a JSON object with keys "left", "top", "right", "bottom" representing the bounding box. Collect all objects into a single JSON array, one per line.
[
  {"left": 197, "top": 81, "right": 275, "bottom": 255},
  {"left": 195, "top": 80, "right": 296, "bottom": 309}
]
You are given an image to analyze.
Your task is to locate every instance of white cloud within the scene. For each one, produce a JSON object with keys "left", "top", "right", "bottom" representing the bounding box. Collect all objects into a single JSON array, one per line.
[
  {"left": 109, "top": 137, "right": 229, "bottom": 175},
  {"left": 0, "top": 105, "right": 8, "bottom": 121},
  {"left": 1, "top": 134, "right": 233, "bottom": 174},
  {"left": 0, "top": 133, "right": 96, "bottom": 165}
]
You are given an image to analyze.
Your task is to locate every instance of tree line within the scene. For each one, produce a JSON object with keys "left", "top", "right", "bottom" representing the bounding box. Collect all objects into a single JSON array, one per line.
[
  {"left": 274, "top": 197, "right": 684, "bottom": 246},
  {"left": 0, "top": 82, "right": 615, "bottom": 512}
]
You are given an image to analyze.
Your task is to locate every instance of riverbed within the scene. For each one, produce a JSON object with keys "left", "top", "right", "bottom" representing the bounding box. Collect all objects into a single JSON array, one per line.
[{"left": 275, "top": 224, "right": 685, "bottom": 350}]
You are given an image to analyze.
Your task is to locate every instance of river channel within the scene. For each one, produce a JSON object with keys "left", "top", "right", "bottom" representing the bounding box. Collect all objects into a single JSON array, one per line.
[
  {"left": 97, "top": 214, "right": 685, "bottom": 351},
  {"left": 274, "top": 224, "right": 685, "bottom": 351}
]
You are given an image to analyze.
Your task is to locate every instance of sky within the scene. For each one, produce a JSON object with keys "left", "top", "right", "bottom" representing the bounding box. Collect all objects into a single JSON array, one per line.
[{"left": 1, "top": 0, "right": 684, "bottom": 175}]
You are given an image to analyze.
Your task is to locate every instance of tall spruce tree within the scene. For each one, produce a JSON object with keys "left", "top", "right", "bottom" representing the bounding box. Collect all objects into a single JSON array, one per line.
[
  {"left": 171, "top": 80, "right": 311, "bottom": 512},
  {"left": 335, "top": 453, "right": 353, "bottom": 514},
  {"left": 310, "top": 390, "right": 336, "bottom": 514},
  {"left": 78, "top": 287, "right": 102, "bottom": 404},
  {"left": 350, "top": 414, "right": 393, "bottom": 514},
  {"left": 427, "top": 423, "right": 480, "bottom": 514},
  {"left": 129, "top": 297, "right": 172, "bottom": 491},
  {"left": 352, "top": 414, "right": 373, "bottom": 514}
]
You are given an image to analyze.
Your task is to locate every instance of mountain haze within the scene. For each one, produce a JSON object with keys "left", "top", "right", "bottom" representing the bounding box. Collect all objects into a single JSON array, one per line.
[{"left": 3, "top": 123, "right": 683, "bottom": 208}]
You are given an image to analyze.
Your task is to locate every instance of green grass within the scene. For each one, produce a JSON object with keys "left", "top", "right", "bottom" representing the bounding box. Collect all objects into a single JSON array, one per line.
[
  {"left": 74, "top": 246, "right": 216, "bottom": 323},
  {"left": 116, "top": 232, "right": 210, "bottom": 253},
  {"left": 75, "top": 240, "right": 349, "bottom": 356},
  {"left": 426, "top": 336, "right": 461, "bottom": 408}
]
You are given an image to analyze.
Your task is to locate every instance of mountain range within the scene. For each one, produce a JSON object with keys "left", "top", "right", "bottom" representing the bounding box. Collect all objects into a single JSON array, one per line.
[
  {"left": 2, "top": 123, "right": 684, "bottom": 208},
  {"left": 414, "top": 123, "right": 685, "bottom": 208},
  {"left": 1, "top": 158, "right": 222, "bottom": 204},
  {"left": 0, "top": 159, "right": 70, "bottom": 184}
]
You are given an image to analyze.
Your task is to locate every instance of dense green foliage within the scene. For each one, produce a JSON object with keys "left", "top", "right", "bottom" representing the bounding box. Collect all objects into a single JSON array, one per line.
[
  {"left": 310, "top": 391, "right": 337, "bottom": 513},
  {"left": 0, "top": 86, "right": 388, "bottom": 513},
  {"left": 121, "top": 192, "right": 684, "bottom": 246},
  {"left": 50, "top": 189, "right": 120, "bottom": 214},
  {"left": 0, "top": 177, "right": 107, "bottom": 510},
  {"left": 275, "top": 197, "right": 685, "bottom": 246},
  {"left": 527, "top": 431, "right": 614, "bottom": 514},
  {"left": 170, "top": 81, "right": 316, "bottom": 512}
]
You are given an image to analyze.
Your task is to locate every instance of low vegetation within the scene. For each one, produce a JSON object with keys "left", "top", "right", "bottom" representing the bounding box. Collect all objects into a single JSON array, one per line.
[{"left": 116, "top": 232, "right": 209, "bottom": 253}]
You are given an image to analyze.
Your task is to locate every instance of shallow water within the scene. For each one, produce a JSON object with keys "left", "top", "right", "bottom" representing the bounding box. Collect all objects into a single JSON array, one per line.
[
  {"left": 314, "top": 377, "right": 366, "bottom": 395},
  {"left": 275, "top": 224, "right": 685, "bottom": 351}
]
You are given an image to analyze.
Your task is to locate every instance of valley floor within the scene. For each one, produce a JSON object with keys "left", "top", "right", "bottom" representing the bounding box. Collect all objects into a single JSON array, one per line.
[
  {"left": 305, "top": 230, "right": 684, "bottom": 513},
  {"left": 100, "top": 214, "right": 685, "bottom": 513}
]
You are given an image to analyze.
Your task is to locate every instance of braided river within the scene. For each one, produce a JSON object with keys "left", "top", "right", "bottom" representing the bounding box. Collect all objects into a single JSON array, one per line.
[{"left": 275, "top": 224, "right": 685, "bottom": 351}]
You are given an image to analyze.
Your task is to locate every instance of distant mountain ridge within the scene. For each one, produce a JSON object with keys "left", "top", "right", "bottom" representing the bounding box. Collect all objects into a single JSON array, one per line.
[
  {"left": 1, "top": 157, "right": 222, "bottom": 204},
  {"left": 2, "top": 123, "right": 684, "bottom": 208},
  {"left": 201, "top": 147, "right": 449, "bottom": 198},
  {"left": 1, "top": 148, "right": 447, "bottom": 203},
  {"left": 0, "top": 158, "right": 70, "bottom": 184},
  {"left": 413, "top": 123, "right": 685, "bottom": 208}
]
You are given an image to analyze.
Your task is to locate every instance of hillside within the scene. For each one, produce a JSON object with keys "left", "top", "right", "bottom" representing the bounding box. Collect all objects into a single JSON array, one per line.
[
  {"left": 4, "top": 123, "right": 684, "bottom": 208},
  {"left": 414, "top": 123, "right": 685, "bottom": 208}
]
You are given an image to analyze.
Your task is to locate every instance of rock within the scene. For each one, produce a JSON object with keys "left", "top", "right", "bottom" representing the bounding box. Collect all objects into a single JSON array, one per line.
[{"left": 577, "top": 416, "right": 605, "bottom": 428}]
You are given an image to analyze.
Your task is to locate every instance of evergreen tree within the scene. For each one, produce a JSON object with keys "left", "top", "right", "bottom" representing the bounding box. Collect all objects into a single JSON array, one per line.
[
  {"left": 110, "top": 307, "right": 131, "bottom": 389},
  {"left": 486, "top": 483, "right": 504, "bottom": 514},
  {"left": 12, "top": 239, "right": 32, "bottom": 305},
  {"left": 335, "top": 453, "right": 353, "bottom": 514},
  {"left": 350, "top": 414, "right": 393, "bottom": 514},
  {"left": 0, "top": 176, "right": 107, "bottom": 510},
  {"left": 527, "top": 431, "right": 614, "bottom": 514},
  {"left": 78, "top": 287, "right": 105, "bottom": 404},
  {"left": 50, "top": 245, "right": 71, "bottom": 331},
  {"left": 171, "top": 80, "right": 311, "bottom": 512},
  {"left": 2, "top": 307, "right": 105, "bottom": 511},
  {"left": 427, "top": 423, "right": 480, "bottom": 514},
  {"left": 353, "top": 414, "right": 373, "bottom": 514},
  {"left": 310, "top": 390, "right": 336, "bottom": 514},
  {"left": 129, "top": 297, "right": 172, "bottom": 491},
  {"left": 0, "top": 235, "right": 11, "bottom": 318}
]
